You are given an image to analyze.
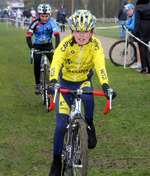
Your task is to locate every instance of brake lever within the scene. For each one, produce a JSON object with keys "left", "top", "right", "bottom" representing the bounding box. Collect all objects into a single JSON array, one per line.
[
  {"left": 53, "top": 83, "right": 60, "bottom": 103},
  {"left": 107, "top": 88, "right": 113, "bottom": 109},
  {"left": 30, "top": 48, "right": 34, "bottom": 64}
]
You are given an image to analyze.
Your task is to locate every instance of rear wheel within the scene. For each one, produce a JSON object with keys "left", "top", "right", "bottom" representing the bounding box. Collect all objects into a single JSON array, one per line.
[
  {"left": 62, "top": 118, "right": 88, "bottom": 176},
  {"left": 109, "top": 40, "right": 136, "bottom": 66}
]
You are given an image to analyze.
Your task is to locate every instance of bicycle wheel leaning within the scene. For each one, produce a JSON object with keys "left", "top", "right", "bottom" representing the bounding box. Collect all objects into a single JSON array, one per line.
[
  {"left": 62, "top": 118, "right": 88, "bottom": 176},
  {"left": 109, "top": 40, "right": 137, "bottom": 66}
]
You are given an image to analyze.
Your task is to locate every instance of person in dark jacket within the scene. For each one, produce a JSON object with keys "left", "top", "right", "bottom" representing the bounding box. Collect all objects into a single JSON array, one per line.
[
  {"left": 23, "top": 9, "right": 31, "bottom": 26},
  {"left": 134, "top": 0, "right": 150, "bottom": 73},
  {"left": 56, "top": 4, "right": 67, "bottom": 32},
  {"left": 118, "top": 1, "right": 128, "bottom": 38}
]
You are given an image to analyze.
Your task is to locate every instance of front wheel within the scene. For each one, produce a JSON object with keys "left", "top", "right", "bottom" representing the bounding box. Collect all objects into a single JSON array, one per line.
[
  {"left": 44, "top": 64, "right": 50, "bottom": 111},
  {"left": 45, "top": 89, "right": 50, "bottom": 112},
  {"left": 62, "top": 119, "right": 88, "bottom": 176},
  {"left": 40, "top": 70, "right": 46, "bottom": 105},
  {"left": 40, "top": 64, "right": 50, "bottom": 107},
  {"left": 109, "top": 40, "right": 137, "bottom": 66}
]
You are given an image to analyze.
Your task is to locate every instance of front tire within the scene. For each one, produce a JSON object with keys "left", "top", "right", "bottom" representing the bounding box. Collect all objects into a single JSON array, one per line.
[
  {"left": 40, "top": 70, "right": 46, "bottom": 105},
  {"left": 44, "top": 65, "right": 50, "bottom": 111},
  {"left": 63, "top": 118, "right": 88, "bottom": 176},
  {"left": 40, "top": 64, "right": 50, "bottom": 106}
]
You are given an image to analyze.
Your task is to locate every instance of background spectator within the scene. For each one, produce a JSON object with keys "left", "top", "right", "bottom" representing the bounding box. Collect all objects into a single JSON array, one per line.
[
  {"left": 56, "top": 4, "right": 67, "bottom": 32},
  {"left": 16, "top": 9, "right": 22, "bottom": 27},
  {"left": 30, "top": 7, "right": 37, "bottom": 22},
  {"left": 118, "top": 1, "right": 127, "bottom": 38},
  {"left": 23, "top": 9, "right": 31, "bottom": 26},
  {"left": 125, "top": 4, "right": 141, "bottom": 69},
  {"left": 12, "top": 10, "right": 17, "bottom": 25},
  {"left": 1, "top": 8, "right": 4, "bottom": 22},
  {"left": 134, "top": 0, "right": 150, "bottom": 73}
]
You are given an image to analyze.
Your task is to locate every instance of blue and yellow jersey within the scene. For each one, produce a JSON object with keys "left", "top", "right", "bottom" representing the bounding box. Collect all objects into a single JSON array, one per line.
[{"left": 50, "top": 34, "right": 109, "bottom": 85}]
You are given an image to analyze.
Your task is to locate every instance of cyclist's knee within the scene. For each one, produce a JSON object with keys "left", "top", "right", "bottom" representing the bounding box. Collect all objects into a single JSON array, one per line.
[{"left": 56, "top": 114, "right": 69, "bottom": 131}]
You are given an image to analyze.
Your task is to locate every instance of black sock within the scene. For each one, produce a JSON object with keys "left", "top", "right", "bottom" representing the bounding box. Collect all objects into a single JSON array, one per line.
[
  {"left": 85, "top": 118, "right": 93, "bottom": 127},
  {"left": 53, "top": 154, "right": 61, "bottom": 164}
]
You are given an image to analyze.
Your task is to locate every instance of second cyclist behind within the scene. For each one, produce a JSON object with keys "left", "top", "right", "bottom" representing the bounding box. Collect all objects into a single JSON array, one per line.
[{"left": 26, "top": 4, "right": 60, "bottom": 94}]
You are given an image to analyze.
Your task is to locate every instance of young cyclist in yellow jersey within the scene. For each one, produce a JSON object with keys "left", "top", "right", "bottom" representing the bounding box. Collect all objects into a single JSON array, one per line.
[{"left": 47, "top": 10, "right": 116, "bottom": 176}]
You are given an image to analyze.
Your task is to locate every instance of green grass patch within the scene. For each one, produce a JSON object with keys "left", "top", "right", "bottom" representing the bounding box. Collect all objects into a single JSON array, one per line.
[{"left": 0, "top": 23, "right": 150, "bottom": 176}]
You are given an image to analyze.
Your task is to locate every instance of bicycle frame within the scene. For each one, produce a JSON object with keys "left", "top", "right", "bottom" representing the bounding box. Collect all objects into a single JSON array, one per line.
[
  {"left": 30, "top": 49, "right": 54, "bottom": 111},
  {"left": 49, "top": 83, "right": 113, "bottom": 175}
]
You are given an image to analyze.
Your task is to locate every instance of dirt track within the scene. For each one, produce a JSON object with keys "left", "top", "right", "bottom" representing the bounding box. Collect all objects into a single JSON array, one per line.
[{"left": 59, "top": 30, "right": 118, "bottom": 59}]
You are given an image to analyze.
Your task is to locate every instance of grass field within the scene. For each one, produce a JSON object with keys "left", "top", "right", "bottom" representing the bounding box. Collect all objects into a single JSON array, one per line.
[{"left": 0, "top": 23, "right": 150, "bottom": 176}]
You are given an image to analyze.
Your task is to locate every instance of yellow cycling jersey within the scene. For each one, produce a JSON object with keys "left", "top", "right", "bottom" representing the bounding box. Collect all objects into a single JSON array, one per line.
[{"left": 49, "top": 34, "right": 109, "bottom": 85}]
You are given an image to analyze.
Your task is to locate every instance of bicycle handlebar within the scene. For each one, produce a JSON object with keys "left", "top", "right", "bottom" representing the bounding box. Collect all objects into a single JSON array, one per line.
[
  {"left": 49, "top": 84, "right": 113, "bottom": 115},
  {"left": 30, "top": 49, "right": 54, "bottom": 64}
]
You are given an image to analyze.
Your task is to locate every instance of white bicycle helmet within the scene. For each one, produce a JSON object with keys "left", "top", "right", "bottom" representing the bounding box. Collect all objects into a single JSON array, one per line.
[
  {"left": 68, "top": 10, "right": 96, "bottom": 31},
  {"left": 125, "top": 4, "right": 135, "bottom": 10},
  {"left": 37, "top": 4, "right": 51, "bottom": 14}
]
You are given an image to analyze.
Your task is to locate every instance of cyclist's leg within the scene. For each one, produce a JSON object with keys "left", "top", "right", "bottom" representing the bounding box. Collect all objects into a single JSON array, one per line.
[
  {"left": 80, "top": 80, "right": 97, "bottom": 149},
  {"left": 50, "top": 112, "right": 69, "bottom": 176},
  {"left": 47, "top": 52, "right": 54, "bottom": 64},
  {"left": 45, "top": 43, "right": 54, "bottom": 64},
  {"left": 50, "top": 79, "right": 73, "bottom": 175},
  {"left": 81, "top": 82, "right": 94, "bottom": 121},
  {"left": 50, "top": 103, "right": 70, "bottom": 176},
  {"left": 53, "top": 82, "right": 74, "bottom": 154},
  {"left": 33, "top": 53, "right": 41, "bottom": 84},
  {"left": 33, "top": 45, "right": 42, "bottom": 84},
  {"left": 33, "top": 49, "right": 41, "bottom": 94},
  {"left": 54, "top": 113, "right": 69, "bottom": 155}
]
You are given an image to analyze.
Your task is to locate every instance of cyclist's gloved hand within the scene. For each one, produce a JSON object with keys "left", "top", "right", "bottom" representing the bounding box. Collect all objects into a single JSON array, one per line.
[
  {"left": 102, "top": 83, "right": 116, "bottom": 100},
  {"left": 47, "top": 79, "right": 57, "bottom": 97}
]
